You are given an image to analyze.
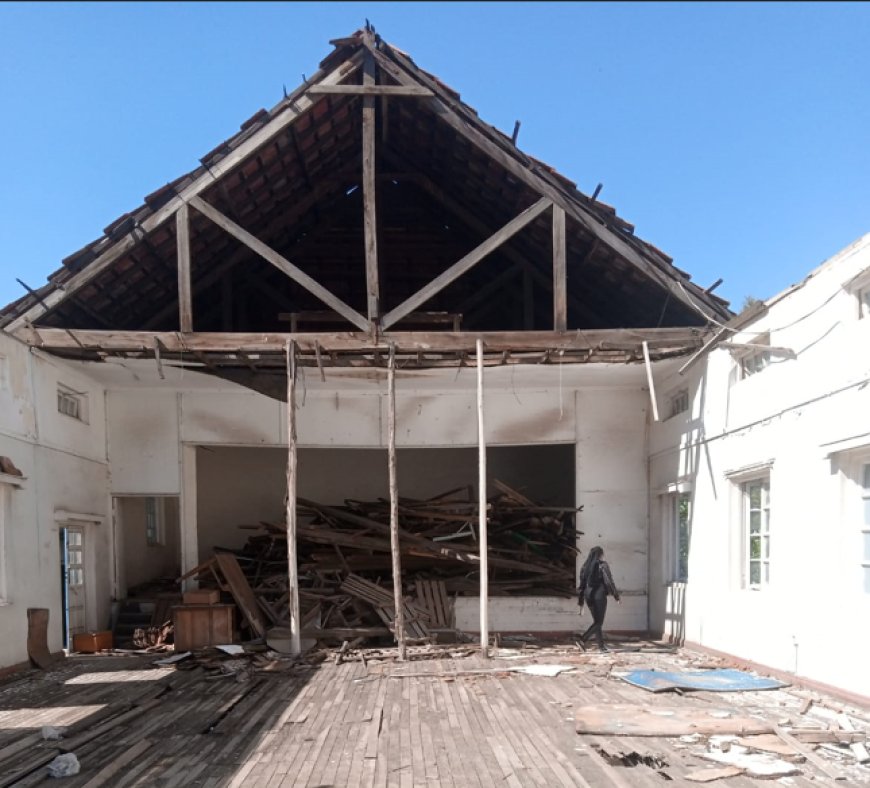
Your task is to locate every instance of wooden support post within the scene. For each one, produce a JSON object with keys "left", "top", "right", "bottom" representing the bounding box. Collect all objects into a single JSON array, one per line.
[
  {"left": 362, "top": 52, "right": 380, "bottom": 326},
  {"left": 642, "top": 340, "right": 660, "bottom": 422},
  {"left": 552, "top": 205, "right": 567, "bottom": 331},
  {"left": 176, "top": 203, "right": 193, "bottom": 332},
  {"left": 387, "top": 344, "right": 406, "bottom": 660},
  {"left": 477, "top": 338, "right": 489, "bottom": 658},
  {"left": 286, "top": 340, "right": 301, "bottom": 654}
]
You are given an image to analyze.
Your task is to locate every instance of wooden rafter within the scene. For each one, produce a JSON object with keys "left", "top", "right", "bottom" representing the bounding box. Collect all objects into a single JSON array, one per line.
[
  {"left": 4, "top": 49, "right": 366, "bottom": 333},
  {"left": 363, "top": 41, "right": 717, "bottom": 321},
  {"left": 381, "top": 198, "right": 552, "bottom": 329},
  {"left": 188, "top": 196, "right": 369, "bottom": 332}
]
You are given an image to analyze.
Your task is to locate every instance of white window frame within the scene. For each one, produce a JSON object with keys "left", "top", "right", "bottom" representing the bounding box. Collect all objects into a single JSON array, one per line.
[
  {"left": 671, "top": 491, "right": 691, "bottom": 582},
  {"left": 734, "top": 333, "right": 772, "bottom": 379},
  {"left": 742, "top": 476, "right": 771, "bottom": 589},
  {"left": 145, "top": 497, "right": 165, "bottom": 547},
  {"left": 861, "top": 462, "right": 870, "bottom": 593},
  {"left": 57, "top": 383, "right": 89, "bottom": 424},
  {"left": 844, "top": 268, "right": 870, "bottom": 320},
  {"left": 666, "top": 388, "right": 690, "bottom": 420}
]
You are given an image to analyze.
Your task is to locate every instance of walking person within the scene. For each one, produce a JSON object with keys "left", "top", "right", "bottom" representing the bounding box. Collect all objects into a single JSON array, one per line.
[{"left": 577, "top": 546, "right": 621, "bottom": 651}]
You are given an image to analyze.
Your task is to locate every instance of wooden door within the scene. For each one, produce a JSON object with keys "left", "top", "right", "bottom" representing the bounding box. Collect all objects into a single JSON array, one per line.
[{"left": 61, "top": 526, "right": 87, "bottom": 646}]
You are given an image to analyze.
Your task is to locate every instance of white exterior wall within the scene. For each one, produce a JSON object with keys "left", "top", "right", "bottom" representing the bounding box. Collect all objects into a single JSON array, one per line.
[
  {"left": 0, "top": 334, "right": 110, "bottom": 668},
  {"left": 650, "top": 233, "right": 870, "bottom": 698}
]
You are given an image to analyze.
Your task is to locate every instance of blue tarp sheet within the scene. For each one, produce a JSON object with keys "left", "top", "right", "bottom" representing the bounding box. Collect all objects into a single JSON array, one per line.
[{"left": 620, "top": 668, "right": 788, "bottom": 693}]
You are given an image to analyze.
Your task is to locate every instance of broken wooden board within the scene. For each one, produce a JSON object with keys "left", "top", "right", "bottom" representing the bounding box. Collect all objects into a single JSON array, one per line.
[
  {"left": 701, "top": 746, "right": 802, "bottom": 779},
  {"left": 575, "top": 704, "right": 774, "bottom": 737},
  {"left": 214, "top": 552, "right": 267, "bottom": 638},
  {"left": 26, "top": 608, "right": 56, "bottom": 670},
  {"left": 685, "top": 766, "right": 744, "bottom": 782}
]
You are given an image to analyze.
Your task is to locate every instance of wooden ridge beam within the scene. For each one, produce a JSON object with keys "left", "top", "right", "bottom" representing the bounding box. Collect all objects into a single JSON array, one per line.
[
  {"left": 308, "top": 84, "right": 433, "bottom": 96},
  {"left": 4, "top": 50, "right": 366, "bottom": 333},
  {"left": 15, "top": 327, "right": 709, "bottom": 354},
  {"left": 188, "top": 196, "right": 369, "bottom": 332},
  {"left": 381, "top": 198, "right": 552, "bottom": 329}
]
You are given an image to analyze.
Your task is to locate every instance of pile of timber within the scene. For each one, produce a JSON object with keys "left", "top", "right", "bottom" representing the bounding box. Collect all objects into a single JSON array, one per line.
[{"left": 187, "top": 481, "right": 580, "bottom": 646}]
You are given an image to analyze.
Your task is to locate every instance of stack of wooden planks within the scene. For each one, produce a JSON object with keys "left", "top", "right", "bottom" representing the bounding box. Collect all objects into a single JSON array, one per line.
[{"left": 186, "top": 481, "right": 580, "bottom": 646}]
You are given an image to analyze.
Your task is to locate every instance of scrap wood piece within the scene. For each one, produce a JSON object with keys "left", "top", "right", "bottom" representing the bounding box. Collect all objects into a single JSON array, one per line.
[
  {"left": 415, "top": 579, "right": 452, "bottom": 628},
  {"left": 575, "top": 704, "right": 774, "bottom": 737},
  {"left": 737, "top": 734, "right": 803, "bottom": 758},
  {"left": 836, "top": 714, "right": 870, "bottom": 763},
  {"left": 773, "top": 725, "right": 844, "bottom": 781},
  {"left": 26, "top": 608, "right": 57, "bottom": 670},
  {"left": 684, "top": 766, "right": 744, "bottom": 783},
  {"left": 214, "top": 551, "right": 268, "bottom": 638}
]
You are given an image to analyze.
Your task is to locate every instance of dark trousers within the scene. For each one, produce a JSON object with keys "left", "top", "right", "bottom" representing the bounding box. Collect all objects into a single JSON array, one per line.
[{"left": 582, "top": 586, "right": 608, "bottom": 648}]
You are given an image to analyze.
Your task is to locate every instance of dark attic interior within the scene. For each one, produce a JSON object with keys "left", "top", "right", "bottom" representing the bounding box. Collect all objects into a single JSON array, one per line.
[{"left": 0, "top": 26, "right": 732, "bottom": 381}]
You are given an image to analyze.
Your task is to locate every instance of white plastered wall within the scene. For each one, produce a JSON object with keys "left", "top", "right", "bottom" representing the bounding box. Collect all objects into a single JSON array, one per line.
[
  {"left": 102, "top": 363, "right": 652, "bottom": 635},
  {"left": 649, "top": 233, "right": 870, "bottom": 698},
  {"left": 0, "top": 333, "right": 111, "bottom": 668}
]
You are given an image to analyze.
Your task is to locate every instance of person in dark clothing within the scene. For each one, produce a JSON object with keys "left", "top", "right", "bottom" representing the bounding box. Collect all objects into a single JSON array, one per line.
[{"left": 577, "top": 546, "right": 621, "bottom": 651}]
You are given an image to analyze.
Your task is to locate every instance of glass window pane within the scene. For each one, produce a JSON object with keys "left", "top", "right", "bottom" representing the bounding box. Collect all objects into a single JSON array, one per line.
[
  {"left": 749, "top": 511, "right": 761, "bottom": 533},
  {"left": 862, "top": 463, "right": 870, "bottom": 490},
  {"left": 863, "top": 533, "right": 870, "bottom": 562},
  {"left": 763, "top": 535, "right": 770, "bottom": 558},
  {"left": 863, "top": 499, "right": 870, "bottom": 526},
  {"left": 750, "top": 537, "right": 761, "bottom": 559},
  {"left": 69, "top": 532, "right": 82, "bottom": 546},
  {"left": 763, "top": 564, "right": 770, "bottom": 583},
  {"left": 864, "top": 567, "right": 870, "bottom": 594},
  {"left": 749, "top": 484, "right": 761, "bottom": 508},
  {"left": 750, "top": 562, "right": 760, "bottom": 585}
]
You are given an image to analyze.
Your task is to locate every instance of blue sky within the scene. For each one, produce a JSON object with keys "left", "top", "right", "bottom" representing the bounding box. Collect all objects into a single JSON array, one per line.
[{"left": 1, "top": 2, "right": 868, "bottom": 313}]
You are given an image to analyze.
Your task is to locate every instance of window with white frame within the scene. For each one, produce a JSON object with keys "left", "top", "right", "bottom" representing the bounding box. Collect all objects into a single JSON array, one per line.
[
  {"left": 668, "top": 388, "right": 689, "bottom": 420},
  {"left": 738, "top": 334, "right": 771, "bottom": 379},
  {"left": 57, "top": 384, "right": 88, "bottom": 423},
  {"left": 862, "top": 463, "right": 870, "bottom": 593},
  {"left": 671, "top": 492, "right": 691, "bottom": 582},
  {"left": 859, "top": 286, "right": 870, "bottom": 320},
  {"left": 145, "top": 497, "right": 165, "bottom": 547},
  {"left": 742, "top": 476, "right": 771, "bottom": 588}
]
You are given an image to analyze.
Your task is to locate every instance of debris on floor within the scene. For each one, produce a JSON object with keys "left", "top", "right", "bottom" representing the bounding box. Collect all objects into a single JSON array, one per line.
[
  {"left": 619, "top": 667, "right": 789, "bottom": 693},
  {"left": 179, "top": 480, "right": 581, "bottom": 649}
]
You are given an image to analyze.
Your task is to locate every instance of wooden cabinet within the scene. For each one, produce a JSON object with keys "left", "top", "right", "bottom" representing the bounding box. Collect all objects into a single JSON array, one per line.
[{"left": 172, "top": 604, "right": 234, "bottom": 651}]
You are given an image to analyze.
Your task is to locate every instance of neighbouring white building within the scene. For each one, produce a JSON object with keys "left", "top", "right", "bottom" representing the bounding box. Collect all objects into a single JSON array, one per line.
[
  {"left": 0, "top": 29, "right": 867, "bottom": 701},
  {"left": 650, "top": 232, "right": 870, "bottom": 699}
]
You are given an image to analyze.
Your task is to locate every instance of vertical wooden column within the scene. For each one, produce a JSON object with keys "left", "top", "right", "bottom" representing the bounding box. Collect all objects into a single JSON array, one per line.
[
  {"left": 552, "top": 205, "right": 567, "bottom": 331},
  {"left": 476, "top": 339, "right": 489, "bottom": 657},
  {"left": 387, "top": 345, "right": 407, "bottom": 660},
  {"left": 362, "top": 52, "right": 380, "bottom": 327},
  {"left": 285, "top": 340, "right": 301, "bottom": 654},
  {"left": 179, "top": 442, "right": 199, "bottom": 592},
  {"left": 642, "top": 341, "right": 660, "bottom": 422},
  {"left": 176, "top": 203, "right": 193, "bottom": 333}
]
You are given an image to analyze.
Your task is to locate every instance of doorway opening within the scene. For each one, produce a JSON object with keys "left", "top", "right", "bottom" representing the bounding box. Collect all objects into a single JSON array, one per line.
[{"left": 59, "top": 525, "right": 86, "bottom": 651}]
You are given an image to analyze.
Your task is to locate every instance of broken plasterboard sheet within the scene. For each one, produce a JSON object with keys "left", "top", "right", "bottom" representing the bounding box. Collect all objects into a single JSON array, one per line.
[
  {"left": 216, "top": 644, "right": 245, "bottom": 655},
  {"left": 575, "top": 704, "right": 773, "bottom": 737},
  {"left": 701, "top": 745, "right": 802, "bottom": 778},
  {"left": 619, "top": 668, "right": 788, "bottom": 693}
]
